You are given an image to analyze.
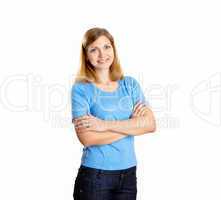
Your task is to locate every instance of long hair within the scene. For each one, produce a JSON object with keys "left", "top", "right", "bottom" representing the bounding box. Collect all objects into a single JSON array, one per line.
[{"left": 74, "top": 27, "right": 124, "bottom": 83}]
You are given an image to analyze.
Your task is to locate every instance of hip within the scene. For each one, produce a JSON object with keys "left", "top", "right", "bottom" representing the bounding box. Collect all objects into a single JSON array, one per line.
[{"left": 73, "top": 165, "right": 137, "bottom": 199}]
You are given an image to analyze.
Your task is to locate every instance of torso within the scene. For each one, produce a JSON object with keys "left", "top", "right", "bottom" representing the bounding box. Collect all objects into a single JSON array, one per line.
[{"left": 73, "top": 76, "right": 142, "bottom": 170}]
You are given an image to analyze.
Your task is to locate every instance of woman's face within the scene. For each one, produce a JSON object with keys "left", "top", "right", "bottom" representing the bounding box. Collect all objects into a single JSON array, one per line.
[{"left": 86, "top": 35, "right": 114, "bottom": 70}]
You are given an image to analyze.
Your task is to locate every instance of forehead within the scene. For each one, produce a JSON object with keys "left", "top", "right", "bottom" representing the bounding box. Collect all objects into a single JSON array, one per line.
[{"left": 88, "top": 35, "right": 111, "bottom": 48}]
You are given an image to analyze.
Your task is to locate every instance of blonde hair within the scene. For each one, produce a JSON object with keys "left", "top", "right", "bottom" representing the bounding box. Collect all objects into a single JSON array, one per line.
[{"left": 74, "top": 27, "right": 124, "bottom": 83}]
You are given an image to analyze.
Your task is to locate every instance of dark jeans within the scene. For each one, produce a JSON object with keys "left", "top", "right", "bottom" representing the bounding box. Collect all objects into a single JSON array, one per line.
[{"left": 73, "top": 165, "right": 137, "bottom": 200}]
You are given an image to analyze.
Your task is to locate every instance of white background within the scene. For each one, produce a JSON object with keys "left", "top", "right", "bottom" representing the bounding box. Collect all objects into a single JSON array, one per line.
[{"left": 0, "top": 0, "right": 221, "bottom": 199}]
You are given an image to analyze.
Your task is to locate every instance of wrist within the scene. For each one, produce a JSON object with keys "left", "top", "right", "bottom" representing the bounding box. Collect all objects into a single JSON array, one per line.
[{"left": 104, "top": 120, "right": 114, "bottom": 132}]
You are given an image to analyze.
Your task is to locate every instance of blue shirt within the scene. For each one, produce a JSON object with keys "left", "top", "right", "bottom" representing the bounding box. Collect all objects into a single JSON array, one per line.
[{"left": 71, "top": 75, "right": 148, "bottom": 170}]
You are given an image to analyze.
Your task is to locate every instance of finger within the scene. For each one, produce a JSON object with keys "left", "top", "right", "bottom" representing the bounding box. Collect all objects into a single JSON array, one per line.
[
  {"left": 134, "top": 102, "right": 146, "bottom": 112},
  {"left": 133, "top": 103, "right": 143, "bottom": 114},
  {"left": 75, "top": 124, "right": 87, "bottom": 132},
  {"left": 133, "top": 101, "right": 142, "bottom": 111},
  {"left": 75, "top": 117, "right": 89, "bottom": 123},
  {"left": 75, "top": 121, "right": 90, "bottom": 129},
  {"left": 131, "top": 113, "right": 138, "bottom": 118},
  {"left": 137, "top": 108, "right": 145, "bottom": 116},
  {"left": 133, "top": 104, "right": 148, "bottom": 117},
  {"left": 137, "top": 103, "right": 146, "bottom": 110},
  {"left": 76, "top": 119, "right": 89, "bottom": 125},
  {"left": 132, "top": 104, "right": 142, "bottom": 116},
  {"left": 74, "top": 115, "right": 90, "bottom": 122},
  {"left": 76, "top": 124, "right": 92, "bottom": 133},
  {"left": 140, "top": 109, "right": 148, "bottom": 116},
  {"left": 136, "top": 104, "right": 147, "bottom": 115},
  {"left": 133, "top": 108, "right": 140, "bottom": 116},
  {"left": 74, "top": 118, "right": 91, "bottom": 126},
  {"left": 133, "top": 109, "right": 138, "bottom": 116},
  {"left": 139, "top": 106, "right": 150, "bottom": 117},
  {"left": 133, "top": 103, "right": 145, "bottom": 115}
]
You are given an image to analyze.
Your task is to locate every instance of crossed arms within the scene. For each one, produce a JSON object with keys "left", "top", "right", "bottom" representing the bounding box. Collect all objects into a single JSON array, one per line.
[{"left": 72, "top": 102, "right": 156, "bottom": 147}]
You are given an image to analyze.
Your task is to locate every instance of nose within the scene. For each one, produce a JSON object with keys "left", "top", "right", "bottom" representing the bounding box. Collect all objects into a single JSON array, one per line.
[{"left": 98, "top": 49, "right": 105, "bottom": 58}]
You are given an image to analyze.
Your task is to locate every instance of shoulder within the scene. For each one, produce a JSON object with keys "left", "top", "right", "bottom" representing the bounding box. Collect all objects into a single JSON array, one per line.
[
  {"left": 122, "top": 75, "right": 140, "bottom": 87},
  {"left": 71, "top": 82, "right": 92, "bottom": 96}
]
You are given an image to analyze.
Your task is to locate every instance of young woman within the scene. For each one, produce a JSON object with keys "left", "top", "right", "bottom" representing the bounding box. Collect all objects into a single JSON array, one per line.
[{"left": 71, "top": 27, "right": 156, "bottom": 200}]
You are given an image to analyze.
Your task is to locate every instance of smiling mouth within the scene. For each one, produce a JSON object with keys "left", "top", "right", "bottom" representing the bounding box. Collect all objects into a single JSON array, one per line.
[{"left": 98, "top": 58, "right": 109, "bottom": 64}]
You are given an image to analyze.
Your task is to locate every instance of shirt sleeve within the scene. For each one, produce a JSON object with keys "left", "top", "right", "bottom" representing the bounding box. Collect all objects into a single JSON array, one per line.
[
  {"left": 129, "top": 76, "right": 150, "bottom": 107},
  {"left": 71, "top": 83, "right": 90, "bottom": 121}
]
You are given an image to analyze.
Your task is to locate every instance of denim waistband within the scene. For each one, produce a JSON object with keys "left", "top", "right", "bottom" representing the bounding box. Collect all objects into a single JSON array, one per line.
[{"left": 78, "top": 165, "right": 136, "bottom": 175}]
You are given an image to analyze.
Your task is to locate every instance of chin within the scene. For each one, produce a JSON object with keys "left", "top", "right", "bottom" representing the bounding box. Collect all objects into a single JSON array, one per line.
[
  {"left": 95, "top": 63, "right": 111, "bottom": 69},
  {"left": 95, "top": 66, "right": 111, "bottom": 71}
]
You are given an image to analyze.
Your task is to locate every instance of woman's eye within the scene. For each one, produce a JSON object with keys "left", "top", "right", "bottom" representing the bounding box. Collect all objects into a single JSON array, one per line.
[
  {"left": 89, "top": 48, "right": 96, "bottom": 53},
  {"left": 104, "top": 45, "right": 111, "bottom": 49}
]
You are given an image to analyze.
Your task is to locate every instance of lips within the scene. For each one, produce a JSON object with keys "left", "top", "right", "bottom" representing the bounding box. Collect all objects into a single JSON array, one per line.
[{"left": 97, "top": 58, "right": 109, "bottom": 63}]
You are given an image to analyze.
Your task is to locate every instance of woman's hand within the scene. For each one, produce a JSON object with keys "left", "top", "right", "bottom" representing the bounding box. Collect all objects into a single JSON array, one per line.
[
  {"left": 73, "top": 114, "right": 107, "bottom": 133},
  {"left": 131, "top": 101, "right": 149, "bottom": 118}
]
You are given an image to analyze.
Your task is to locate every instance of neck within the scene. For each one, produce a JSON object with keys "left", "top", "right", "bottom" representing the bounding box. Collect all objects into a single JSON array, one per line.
[{"left": 95, "top": 69, "right": 111, "bottom": 84}]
